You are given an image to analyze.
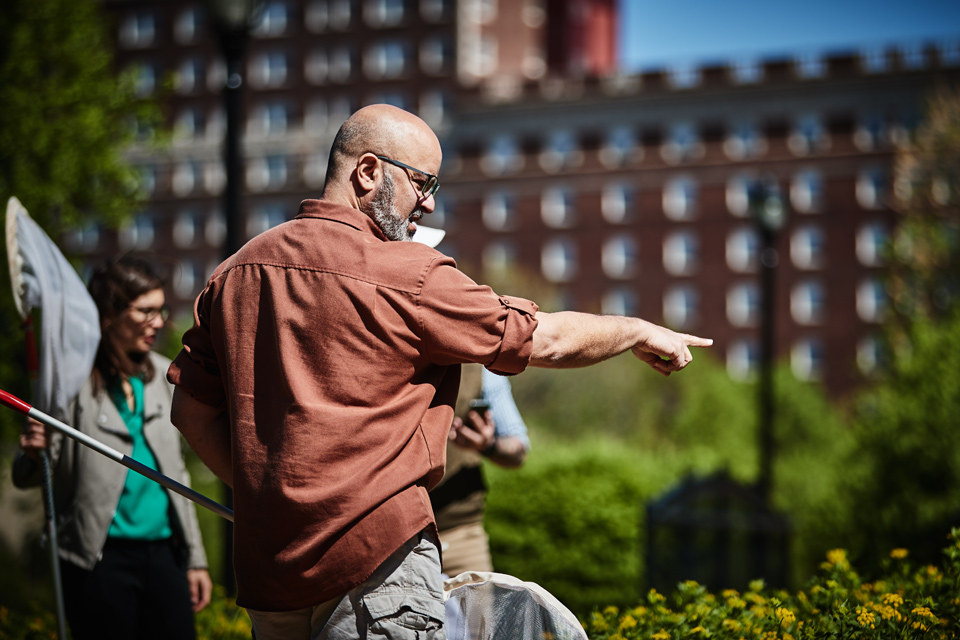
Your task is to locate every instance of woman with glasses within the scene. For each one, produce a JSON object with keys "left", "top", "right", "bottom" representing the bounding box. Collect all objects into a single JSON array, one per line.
[{"left": 13, "top": 255, "right": 211, "bottom": 640}]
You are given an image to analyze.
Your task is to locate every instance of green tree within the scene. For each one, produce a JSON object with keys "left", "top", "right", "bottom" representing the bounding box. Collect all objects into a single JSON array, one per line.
[{"left": 889, "top": 86, "right": 960, "bottom": 321}]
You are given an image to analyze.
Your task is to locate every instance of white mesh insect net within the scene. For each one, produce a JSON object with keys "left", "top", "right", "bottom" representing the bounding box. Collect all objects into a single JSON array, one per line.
[{"left": 443, "top": 572, "right": 588, "bottom": 640}]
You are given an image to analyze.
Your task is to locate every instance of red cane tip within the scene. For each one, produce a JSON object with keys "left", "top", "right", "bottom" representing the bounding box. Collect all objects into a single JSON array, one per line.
[{"left": 0, "top": 389, "right": 32, "bottom": 414}]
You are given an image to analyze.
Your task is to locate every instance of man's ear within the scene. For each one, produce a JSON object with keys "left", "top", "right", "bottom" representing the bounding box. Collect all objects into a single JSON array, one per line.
[{"left": 355, "top": 153, "right": 379, "bottom": 195}]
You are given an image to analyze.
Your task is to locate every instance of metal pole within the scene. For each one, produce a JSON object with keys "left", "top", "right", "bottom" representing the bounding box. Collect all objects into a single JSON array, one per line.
[
  {"left": 218, "top": 27, "right": 248, "bottom": 597},
  {"left": 757, "top": 224, "right": 777, "bottom": 506}
]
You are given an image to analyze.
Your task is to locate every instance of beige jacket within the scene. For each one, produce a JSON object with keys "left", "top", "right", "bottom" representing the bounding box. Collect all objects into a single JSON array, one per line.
[{"left": 12, "top": 352, "right": 208, "bottom": 571}]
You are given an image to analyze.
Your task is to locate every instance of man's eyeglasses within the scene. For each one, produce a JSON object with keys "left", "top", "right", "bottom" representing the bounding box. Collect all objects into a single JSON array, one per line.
[
  {"left": 129, "top": 304, "right": 169, "bottom": 323},
  {"left": 376, "top": 156, "right": 440, "bottom": 198}
]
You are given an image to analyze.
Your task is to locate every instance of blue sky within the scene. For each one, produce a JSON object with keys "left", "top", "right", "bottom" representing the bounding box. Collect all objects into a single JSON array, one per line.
[{"left": 619, "top": 0, "right": 960, "bottom": 70}]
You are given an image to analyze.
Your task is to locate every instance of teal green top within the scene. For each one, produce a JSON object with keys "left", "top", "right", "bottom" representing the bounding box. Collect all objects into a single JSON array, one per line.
[{"left": 106, "top": 376, "right": 172, "bottom": 540}]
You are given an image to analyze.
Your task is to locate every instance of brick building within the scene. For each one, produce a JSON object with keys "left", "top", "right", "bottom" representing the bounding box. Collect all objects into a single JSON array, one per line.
[{"left": 83, "top": 0, "right": 959, "bottom": 395}]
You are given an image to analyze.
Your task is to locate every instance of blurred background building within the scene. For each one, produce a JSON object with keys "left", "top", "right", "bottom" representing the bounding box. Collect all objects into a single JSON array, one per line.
[{"left": 83, "top": 0, "right": 959, "bottom": 396}]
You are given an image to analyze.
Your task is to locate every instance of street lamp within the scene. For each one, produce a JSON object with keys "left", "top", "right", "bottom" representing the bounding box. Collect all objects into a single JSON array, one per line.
[
  {"left": 205, "top": 0, "right": 262, "bottom": 596},
  {"left": 747, "top": 177, "right": 787, "bottom": 506},
  {"left": 206, "top": 0, "right": 263, "bottom": 261}
]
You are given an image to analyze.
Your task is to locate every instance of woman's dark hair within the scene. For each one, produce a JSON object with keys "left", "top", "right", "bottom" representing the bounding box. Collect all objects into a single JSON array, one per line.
[{"left": 89, "top": 255, "right": 165, "bottom": 389}]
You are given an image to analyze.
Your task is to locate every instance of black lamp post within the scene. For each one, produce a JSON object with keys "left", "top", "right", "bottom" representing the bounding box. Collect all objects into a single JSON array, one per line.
[
  {"left": 205, "top": 0, "right": 262, "bottom": 596},
  {"left": 747, "top": 177, "right": 787, "bottom": 506}
]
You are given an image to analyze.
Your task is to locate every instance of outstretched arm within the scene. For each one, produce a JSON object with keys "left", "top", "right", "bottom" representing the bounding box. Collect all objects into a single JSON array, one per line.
[
  {"left": 530, "top": 311, "right": 712, "bottom": 375},
  {"left": 170, "top": 389, "right": 233, "bottom": 487}
]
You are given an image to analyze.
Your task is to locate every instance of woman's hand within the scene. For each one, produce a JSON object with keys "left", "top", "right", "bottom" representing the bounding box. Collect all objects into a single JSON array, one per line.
[
  {"left": 19, "top": 418, "right": 48, "bottom": 462},
  {"left": 188, "top": 568, "right": 213, "bottom": 612}
]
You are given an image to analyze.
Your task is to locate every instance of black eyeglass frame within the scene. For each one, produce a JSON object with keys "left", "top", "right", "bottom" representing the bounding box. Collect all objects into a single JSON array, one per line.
[
  {"left": 376, "top": 156, "right": 440, "bottom": 198},
  {"left": 128, "top": 304, "right": 170, "bottom": 323}
]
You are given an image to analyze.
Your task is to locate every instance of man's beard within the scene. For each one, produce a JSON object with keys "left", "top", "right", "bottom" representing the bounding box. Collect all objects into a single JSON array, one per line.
[{"left": 367, "top": 171, "right": 416, "bottom": 242}]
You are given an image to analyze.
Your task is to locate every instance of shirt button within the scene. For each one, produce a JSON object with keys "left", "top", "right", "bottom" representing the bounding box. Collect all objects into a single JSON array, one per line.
[{"left": 98, "top": 415, "right": 108, "bottom": 425}]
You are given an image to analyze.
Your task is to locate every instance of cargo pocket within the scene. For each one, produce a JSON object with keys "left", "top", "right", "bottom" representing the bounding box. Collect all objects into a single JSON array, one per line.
[{"left": 361, "top": 593, "right": 445, "bottom": 639}]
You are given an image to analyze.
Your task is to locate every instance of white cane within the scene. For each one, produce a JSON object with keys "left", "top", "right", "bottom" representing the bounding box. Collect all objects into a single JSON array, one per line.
[{"left": 1, "top": 389, "right": 234, "bottom": 522}]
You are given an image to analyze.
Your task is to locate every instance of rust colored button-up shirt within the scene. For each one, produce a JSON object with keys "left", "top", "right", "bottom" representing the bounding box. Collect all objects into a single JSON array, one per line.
[{"left": 168, "top": 200, "right": 538, "bottom": 611}]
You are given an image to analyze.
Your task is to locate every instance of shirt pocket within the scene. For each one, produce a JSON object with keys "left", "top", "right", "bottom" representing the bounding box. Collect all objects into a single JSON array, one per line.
[{"left": 361, "top": 593, "right": 445, "bottom": 636}]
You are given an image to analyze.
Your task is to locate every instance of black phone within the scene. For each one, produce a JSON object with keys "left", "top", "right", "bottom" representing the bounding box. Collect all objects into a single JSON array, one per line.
[{"left": 468, "top": 399, "right": 491, "bottom": 414}]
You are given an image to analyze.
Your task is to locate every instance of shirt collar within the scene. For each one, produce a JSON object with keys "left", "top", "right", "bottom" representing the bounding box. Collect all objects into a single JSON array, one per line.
[{"left": 294, "top": 199, "right": 388, "bottom": 242}]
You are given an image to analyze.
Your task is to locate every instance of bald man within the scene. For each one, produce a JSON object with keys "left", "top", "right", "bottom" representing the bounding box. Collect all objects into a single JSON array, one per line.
[{"left": 168, "top": 105, "right": 712, "bottom": 640}]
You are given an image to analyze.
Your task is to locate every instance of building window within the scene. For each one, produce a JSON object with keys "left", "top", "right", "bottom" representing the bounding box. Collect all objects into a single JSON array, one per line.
[
  {"left": 857, "top": 167, "right": 888, "bottom": 209},
  {"left": 724, "top": 121, "right": 766, "bottom": 160},
  {"left": 174, "top": 108, "right": 205, "bottom": 140},
  {"left": 727, "top": 337, "right": 759, "bottom": 381},
  {"left": 602, "top": 183, "right": 636, "bottom": 224},
  {"left": 726, "top": 173, "right": 757, "bottom": 217},
  {"left": 478, "top": 34, "right": 498, "bottom": 76},
  {"left": 207, "top": 59, "right": 227, "bottom": 92},
  {"left": 420, "top": 36, "right": 452, "bottom": 75},
  {"left": 602, "top": 234, "right": 638, "bottom": 279},
  {"left": 732, "top": 60, "right": 762, "bottom": 84},
  {"left": 134, "top": 64, "right": 157, "bottom": 97},
  {"left": 788, "top": 114, "right": 830, "bottom": 155},
  {"left": 661, "top": 123, "right": 703, "bottom": 164},
  {"left": 539, "top": 130, "right": 582, "bottom": 173},
  {"left": 726, "top": 227, "right": 759, "bottom": 273},
  {"left": 303, "top": 152, "right": 328, "bottom": 188},
  {"left": 791, "top": 337, "right": 824, "bottom": 381},
  {"left": 118, "top": 214, "right": 155, "bottom": 251},
  {"left": 365, "top": 40, "right": 410, "bottom": 79},
  {"left": 204, "top": 160, "right": 226, "bottom": 195},
  {"left": 329, "top": 0, "right": 353, "bottom": 29},
  {"left": 139, "top": 166, "right": 157, "bottom": 197},
  {"left": 602, "top": 288, "right": 639, "bottom": 317},
  {"left": 329, "top": 95, "right": 354, "bottom": 125},
  {"left": 329, "top": 46, "right": 354, "bottom": 82},
  {"left": 856, "top": 221, "right": 888, "bottom": 266},
  {"left": 306, "top": 49, "right": 329, "bottom": 84},
  {"left": 483, "top": 191, "right": 517, "bottom": 231},
  {"left": 63, "top": 222, "right": 101, "bottom": 253},
  {"left": 854, "top": 113, "right": 888, "bottom": 151},
  {"left": 305, "top": 100, "right": 329, "bottom": 132},
  {"left": 250, "top": 51, "right": 288, "bottom": 88},
  {"left": 790, "top": 170, "right": 824, "bottom": 214},
  {"left": 857, "top": 334, "right": 884, "bottom": 375},
  {"left": 541, "top": 237, "right": 578, "bottom": 283},
  {"left": 482, "top": 240, "right": 516, "bottom": 277},
  {"left": 599, "top": 127, "right": 640, "bottom": 167},
  {"left": 247, "top": 205, "right": 288, "bottom": 238},
  {"left": 175, "top": 7, "right": 203, "bottom": 44},
  {"left": 430, "top": 195, "right": 452, "bottom": 230},
  {"left": 174, "top": 260, "right": 204, "bottom": 300},
  {"left": 857, "top": 278, "right": 887, "bottom": 322},
  {"left": 791, "top": 280, "right": 826, "bottom": 325},
  {"left": 306, "top": 0, "right": 328, "bottom": 31},
  {"left": 254, "top": 2, "right": 289, "bottom": 36},
  {"left": 663, "top": 230, "right": 700, "bottom": 276},
  {"left": 727, "top": 282, "right": 760, "bottom": 327},
  {"left": 206, "top": 210, "right": 226, "bottom": 247},
  {"left": 663, "top": 176, "right": 698, "bottom": 221},
  {"left": 420, "top": 0, "right": 452, "bottom": 22},
  {"left": 668, "top": 65, "right": 700, "bottom": 89},
  {"left": 541, "top": 186, "right": 577, "bottom": 229},
  {"left": 795, "top": 53, "right": 825, "bottom": 78},
  {"left": 481, "top": 135, "right": 523, "bottom": 176},
  {"left": 364, "top": 0, "right": 405, "bottom": 26},
  {"left": 119, "top": 12, "right": 156, "bottom": 48},
  {"left": 175, "top": 58, "right": 204, "bottom": 94},
  {"left": 663, "top": 285, "right": 699, "bottom": 329},
  {"left": 419, "top": 90, "right": 449, "bottom": 128},
  {"left": 172, "top": 161, "right": 203, "bottom": 196},
  {"left": 790, "top": 225, "right": 826, "bottom": 270},
  {"left": 173, "top": 211, "right": 201, "bottom": 248},
  {"left": 254, "top": 102, "right": 289, "bottom": 138},
  {"left": 247, "top": 155, "right": 289, "bottom": 191}
]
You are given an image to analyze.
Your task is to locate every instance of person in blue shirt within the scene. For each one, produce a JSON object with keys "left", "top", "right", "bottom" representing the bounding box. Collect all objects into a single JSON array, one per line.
[{"left": 431, "top": 364, "right": 529, "bottom": 576}]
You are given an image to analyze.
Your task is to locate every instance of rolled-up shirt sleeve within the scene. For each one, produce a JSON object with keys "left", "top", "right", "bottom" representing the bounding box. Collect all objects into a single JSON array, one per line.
[
  {"left": 167, "top": 282, "right": 227, "bottom": 410},
  {"left": 417, "top": 258, "right": 539, "bottom": 375}
]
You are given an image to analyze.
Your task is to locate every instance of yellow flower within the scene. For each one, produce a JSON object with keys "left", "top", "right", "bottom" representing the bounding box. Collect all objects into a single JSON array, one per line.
[
  {"left": 856, "top": 607, "right": 876, "bottom": 629},
  {"left": 890, "top": 548, "right": 909, "bottom": 559},
  {"left": 775, "top": 607, "right": 796, "bottom": 627},
  {"left": 604, "top": 606, "right": 620, "bottom": 617},
  {"left": 651, "top": 629, "right": 671, "bottom": 640},
  {"left": 691, "top": 626, "right": 706, "bottom": 634},
  {"left": 648, "top": 589, "right": 666, "bottom": 603},
  {"left": 825, "top": 549, "right": 849, "bottom": 568},
  {"left": 721, "top": 589, "right": 740, "bottom": 598},
  {"left": 912, "top": 606, "right": 936, "bottom": 620},
  {"left": 619, "top": 615, "right": 638, "bottom": 631},
  {"left": 727, "top": 596, "right": 747, "bottom": 609},
  {"left": 882, "top": 593, "right": 903, "bottom": 607},
  {"left": 723, "top": 619, "right": 741, "bottom": 631},
  {"left": 630, "top": 606, "right": 648, "bottom": 618}
]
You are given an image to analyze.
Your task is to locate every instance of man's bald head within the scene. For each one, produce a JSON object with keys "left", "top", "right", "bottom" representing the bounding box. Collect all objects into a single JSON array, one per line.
[{"left": 322, "top": 105, "right": 441, "bottom": 194}]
